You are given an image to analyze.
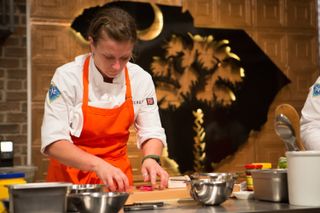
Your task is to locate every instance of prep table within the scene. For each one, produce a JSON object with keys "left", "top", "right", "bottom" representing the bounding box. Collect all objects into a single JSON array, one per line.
[
  {"left": 123, "top": 187, "right": 320, "bottom": 213},
  {"left": 123, "top": 198, "right": 320, "bottom": 213},
  {"left": 6, "top": 183, "right": 320, "bottom": 213}
]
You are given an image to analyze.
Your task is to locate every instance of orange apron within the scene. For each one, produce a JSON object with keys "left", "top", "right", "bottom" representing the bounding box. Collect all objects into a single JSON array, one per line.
[{"left": 46, "top": 55, "right": 134, "bottom": 185}]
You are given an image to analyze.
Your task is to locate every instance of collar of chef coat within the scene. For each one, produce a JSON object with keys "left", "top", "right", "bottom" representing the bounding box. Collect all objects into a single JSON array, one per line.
[
  {"left": 89, "top": 55, "right": 125, "bottom": 85},
  {"left": 87, "top": 55, "right": 126, "bottom": 108}
]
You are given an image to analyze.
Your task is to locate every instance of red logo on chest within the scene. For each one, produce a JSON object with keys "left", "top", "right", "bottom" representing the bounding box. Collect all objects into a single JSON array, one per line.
[{"left": 146, "top": 98, "right": 154, "bottom": 105}]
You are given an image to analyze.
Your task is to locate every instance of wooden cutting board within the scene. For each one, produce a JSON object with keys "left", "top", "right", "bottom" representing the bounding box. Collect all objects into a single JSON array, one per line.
[{"left": 125, "top": 187, "right": 191, "bottom": 204}]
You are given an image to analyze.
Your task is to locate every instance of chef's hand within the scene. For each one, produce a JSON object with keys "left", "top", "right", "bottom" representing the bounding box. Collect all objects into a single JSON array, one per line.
[
  {"left": 141, "top": 159, "right": 169, "bottom": 189},
  {"left": 94, "top": 159, "right": 130, "bottom": 192}
]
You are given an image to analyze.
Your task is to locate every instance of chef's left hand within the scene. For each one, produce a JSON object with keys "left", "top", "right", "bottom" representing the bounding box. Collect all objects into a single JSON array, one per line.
[{"left": 141, "top": 159, "right": 169, "bottom": 189}]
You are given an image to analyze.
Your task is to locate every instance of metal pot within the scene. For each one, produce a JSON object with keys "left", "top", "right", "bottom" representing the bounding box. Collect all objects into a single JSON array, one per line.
[
  {"left": 8, "top": 182, "right": 72, "bottom": 213},
  {"left": 251, "top": 169, "right": 288, "bottom": 202}
]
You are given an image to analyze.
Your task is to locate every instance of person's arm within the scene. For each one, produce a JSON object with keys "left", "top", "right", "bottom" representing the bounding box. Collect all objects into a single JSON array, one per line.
[
  {"left": 45, "top": 140, "right": 129, "bottom": 191},
  {"left": 140, "top": 139, "right": 168, "bottom": 189},
  {"left": 45, "top": 140, "right": 101, "bottom": 171},
  {"left": 133, "top": 72, "right": 169, "bottom": 189}
]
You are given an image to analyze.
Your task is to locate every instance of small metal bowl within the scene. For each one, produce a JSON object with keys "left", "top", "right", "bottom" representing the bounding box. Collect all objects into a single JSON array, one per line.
[
  {"left": 67, "top": 192, "right": 129, "bottom": 213},
  {"left": 188, "top": 173, "right": 236, "bottom": 205}
]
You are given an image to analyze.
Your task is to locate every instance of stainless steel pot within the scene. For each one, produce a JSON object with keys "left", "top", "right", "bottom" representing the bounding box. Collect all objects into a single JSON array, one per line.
[
  {"left": 8, "top": 182, "right": 72, "bottom": 213},
  {"left": 251, "top": 169, "right": 288, "bottom": 202}
]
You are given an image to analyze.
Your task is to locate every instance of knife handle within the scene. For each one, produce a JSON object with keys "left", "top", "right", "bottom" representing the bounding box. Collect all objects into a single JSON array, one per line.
[
  {"left": 124, "top": 205, "right": 155, "bottom": 211},
  {"left": 132, "top": 201, "right": 164, "bottom": 207}
]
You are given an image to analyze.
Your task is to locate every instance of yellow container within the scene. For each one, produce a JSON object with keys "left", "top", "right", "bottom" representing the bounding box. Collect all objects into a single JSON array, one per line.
[
  {"left": 252, "top": 162, "right": 272, "bottom": 169},
  {"left": 0, "top": 173, "right": 26, "bottom": 212}
]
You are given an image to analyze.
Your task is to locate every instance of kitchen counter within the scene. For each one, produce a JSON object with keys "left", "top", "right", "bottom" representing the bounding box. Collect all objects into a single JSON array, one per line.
[
  {"left": 125, "top": 198, "right": 320, "bottom": 213},
  {"left": 125, "top": 186, "right": 320, "bottom": 213}
]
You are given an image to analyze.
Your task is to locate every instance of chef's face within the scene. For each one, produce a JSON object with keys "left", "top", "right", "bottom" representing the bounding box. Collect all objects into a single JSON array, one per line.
[{"left": 89, "top": 33, "right": 134, "bottom": 79}]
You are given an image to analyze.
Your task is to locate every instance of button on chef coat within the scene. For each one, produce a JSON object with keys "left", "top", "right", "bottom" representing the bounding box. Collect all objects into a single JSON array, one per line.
[
  {"left": 41, "top": 54, "right": 166, "bottom": 153},
  {"left": 301, "top": 76, "right": 320, "bottom": 150}
]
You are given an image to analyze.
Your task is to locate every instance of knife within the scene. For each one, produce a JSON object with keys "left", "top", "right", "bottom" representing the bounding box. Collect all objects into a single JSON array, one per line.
[
  {"left": 124, "top": 202, "right": 164, "bottom": 211},
  {"left": 124, "top": 204, "right": 158, "bottom": 211}
]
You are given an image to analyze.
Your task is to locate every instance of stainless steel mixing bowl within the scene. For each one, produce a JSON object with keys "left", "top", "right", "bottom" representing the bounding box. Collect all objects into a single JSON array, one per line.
[
  {"left": 67, "top": 192, "right": 129, "bottom": 213},
  {"left": 67, "top": 184, "right": 107, "bottom": 212},
  {"left": 188, "top": 172, "right": 236, "bottom": 205}
]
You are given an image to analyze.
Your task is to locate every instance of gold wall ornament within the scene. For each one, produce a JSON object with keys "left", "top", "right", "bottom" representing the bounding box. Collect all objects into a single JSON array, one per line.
[
  {"left": 240, "top": 67, "right": 245, "bottom": 77},
  {"left": 70, "top": 3, "right": 163, "bottom": 42},
  {"left": 70, "top": 28, "right": 89, "bottom": 45},
  {"left": 152, "top": 33, "right": 245, "bottom": 110},
  {"left": 137, "top": 3, "right": 163, "bottom": 41},
  {"left": 193, "top": 108, "right": 206, "bottom": 172}
]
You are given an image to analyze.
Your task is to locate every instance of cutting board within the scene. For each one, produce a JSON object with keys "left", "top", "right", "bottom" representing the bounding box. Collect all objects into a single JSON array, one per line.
[{"left": 125, "top": 187, "right": 191, "bottom": 204}]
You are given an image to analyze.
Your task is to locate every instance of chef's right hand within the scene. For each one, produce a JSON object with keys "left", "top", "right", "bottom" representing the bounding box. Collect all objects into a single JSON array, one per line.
[{"left": 94, "top": 159, "right": 129, "bottom": 192}]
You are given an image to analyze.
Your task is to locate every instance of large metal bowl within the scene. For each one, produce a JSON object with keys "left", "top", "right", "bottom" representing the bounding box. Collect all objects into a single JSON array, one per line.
[
  {"left": 67, "top": 192, "right": 129, "bottom": 213},
  {"left": 188, "top": 172, "right": 236, "bottom": 205},
  {"left": 67, "top": 184, "right": 107, "bottom": 212}
]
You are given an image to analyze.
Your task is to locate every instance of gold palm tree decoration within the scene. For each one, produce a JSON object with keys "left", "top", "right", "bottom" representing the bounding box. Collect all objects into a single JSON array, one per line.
[{"left": 151, "top": 33, "right": 245, "bottom": 109}]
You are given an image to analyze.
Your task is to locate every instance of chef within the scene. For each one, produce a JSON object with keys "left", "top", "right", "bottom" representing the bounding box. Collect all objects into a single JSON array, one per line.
[
  {"left": 40, "top": 7, "right": 169, "bottom": 192},
  {"left": 301, "top": 76, "right": 320, "bottom": 150}
]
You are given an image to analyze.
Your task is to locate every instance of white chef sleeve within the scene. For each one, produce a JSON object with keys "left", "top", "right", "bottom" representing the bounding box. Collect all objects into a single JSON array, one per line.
[
  {"left": 40, "top": 68, "right": 76, "bottom": 154},
  {"left": 301, "top": 78, "right": 320, "bottom": 150},
  {"left": 134, "top": 74, "right": 167, "bottom": 148}
]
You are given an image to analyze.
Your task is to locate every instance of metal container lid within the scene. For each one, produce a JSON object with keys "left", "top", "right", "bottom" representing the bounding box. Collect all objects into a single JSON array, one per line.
[{"left": 8, "top": 182, "right": 72, "bottom": 189}]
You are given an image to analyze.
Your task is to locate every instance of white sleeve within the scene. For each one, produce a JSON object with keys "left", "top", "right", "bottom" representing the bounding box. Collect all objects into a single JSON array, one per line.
[
  {"left": 134, "top": 74, "right": 167, "bottom": 148},
  {"left": 301, "top": 78, "right": 320, "bottom": 150},
  {"left": 40, "top": 68, "right": 77, "bottom": 154}
]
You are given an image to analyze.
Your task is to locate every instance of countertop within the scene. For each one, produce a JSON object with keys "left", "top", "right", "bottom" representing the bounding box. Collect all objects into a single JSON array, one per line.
[{"left": 124, "top": 198, "right": 320, "bottom": 213}]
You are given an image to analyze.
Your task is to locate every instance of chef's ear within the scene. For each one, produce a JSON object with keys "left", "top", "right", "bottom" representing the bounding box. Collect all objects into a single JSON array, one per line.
[{"left": 88, "top": 36, "right": 96, "bottom": 51}]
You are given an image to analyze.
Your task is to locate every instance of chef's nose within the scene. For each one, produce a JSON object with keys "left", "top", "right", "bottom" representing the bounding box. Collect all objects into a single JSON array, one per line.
[{"left": 111, "top": 59, "right": 121, "bottom": 70}]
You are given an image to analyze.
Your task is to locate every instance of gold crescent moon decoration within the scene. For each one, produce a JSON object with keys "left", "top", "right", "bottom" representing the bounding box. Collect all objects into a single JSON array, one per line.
[{"left": 137, "top": 3, "right": 163, "bottom": 41}]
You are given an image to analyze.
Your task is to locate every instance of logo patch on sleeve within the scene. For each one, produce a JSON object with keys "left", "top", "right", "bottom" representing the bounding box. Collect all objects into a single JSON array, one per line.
[
  {"left": 146, "top": 97, "right": 154, "bottom": 105},
  {"left": 48, "top": 83, "right": 61, "bottom": 102},
  {"left": 313, "top": 83, "right": 320, "bottom": 97}
]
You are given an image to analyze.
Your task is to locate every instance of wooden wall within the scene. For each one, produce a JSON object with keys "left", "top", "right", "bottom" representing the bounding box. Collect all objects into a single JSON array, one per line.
[{"left": 30, "top": 0, "right": 319, "bottom": 182}]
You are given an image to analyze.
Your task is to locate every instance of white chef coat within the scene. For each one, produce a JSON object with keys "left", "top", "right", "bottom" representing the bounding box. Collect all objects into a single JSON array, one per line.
[
  {"left": 301, "top": 76, "right": 320, "bottom": 150},
  {"left": 41, "top": 54, "right": 166, "bottom": 153}
]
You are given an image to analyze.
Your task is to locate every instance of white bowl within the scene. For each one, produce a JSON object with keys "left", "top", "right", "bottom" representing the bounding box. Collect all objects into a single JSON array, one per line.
[{"left": 233, "top": 191, "right": 254, "bottom": 200}]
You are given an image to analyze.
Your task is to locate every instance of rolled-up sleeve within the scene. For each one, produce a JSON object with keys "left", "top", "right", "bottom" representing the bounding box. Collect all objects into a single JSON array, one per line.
[{"left": 134, "top": 75, "right": 167, "bottom": 148}]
